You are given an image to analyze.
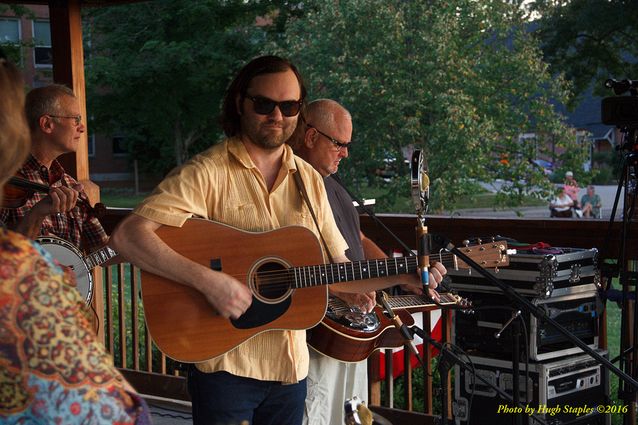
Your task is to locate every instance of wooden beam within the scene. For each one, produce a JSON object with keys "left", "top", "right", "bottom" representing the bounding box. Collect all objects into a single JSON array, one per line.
[
  {"left": 48, "top": 0, "right": 105, "bottom": 341},
  {"left": 49, "top": 0, "right": 85, "bottom": 181}
]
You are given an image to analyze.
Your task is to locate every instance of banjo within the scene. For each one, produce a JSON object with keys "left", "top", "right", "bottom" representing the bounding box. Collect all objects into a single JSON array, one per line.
[{"left": 36, "top": 236, "right": 117, "bottom": 305}]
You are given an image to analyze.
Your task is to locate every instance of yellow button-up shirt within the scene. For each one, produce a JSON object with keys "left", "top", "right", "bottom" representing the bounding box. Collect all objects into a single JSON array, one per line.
[{"left": 133, "top": 137, "right": 347, "bottom": 383}]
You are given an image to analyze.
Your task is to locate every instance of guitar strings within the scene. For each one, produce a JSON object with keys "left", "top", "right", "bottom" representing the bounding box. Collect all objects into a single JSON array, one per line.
[{"left": 219, "top": 250, "right": 486, "bottom": 295}]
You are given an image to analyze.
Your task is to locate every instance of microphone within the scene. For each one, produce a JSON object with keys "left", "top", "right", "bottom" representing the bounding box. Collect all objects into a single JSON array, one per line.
[
  {"left": 417, "top": 222, "right": 430, "bottom": 287},
  {"left": 410, "top": 149, "right": 429, "bottom": 215},
  {"left": 411, "top": 149, "right": 430, "bottom": 287},
  {"left": 377, "top": 291, "right": 423, "bottom": 365}
]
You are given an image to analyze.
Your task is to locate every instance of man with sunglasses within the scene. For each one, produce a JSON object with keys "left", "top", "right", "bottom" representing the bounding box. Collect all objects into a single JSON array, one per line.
[
  {"left": 290, "top": 99, "right": 446, "bottom": 425},
  {"left": 0, "top": 84, "right": 109, "bottom": 255},
  {"left": 113, "top": 55, "right": 425, "bottom": 425}
]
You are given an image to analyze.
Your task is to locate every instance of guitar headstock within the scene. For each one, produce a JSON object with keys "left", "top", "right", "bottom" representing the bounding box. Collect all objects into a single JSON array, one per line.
[
  {"left": 455, "top": 239, "right": 510, "bottom": 270},
  {"left": 453, "top": 293, "right": 474, "bottom": 314},
  {"left": 441, "top": 292, "right": 474, "bottom": 314}
]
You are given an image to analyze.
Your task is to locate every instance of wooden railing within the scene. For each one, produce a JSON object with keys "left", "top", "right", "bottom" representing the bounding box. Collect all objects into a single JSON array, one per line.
[{"left": 98, "top": 209, "right": 637, "bottom": 421}]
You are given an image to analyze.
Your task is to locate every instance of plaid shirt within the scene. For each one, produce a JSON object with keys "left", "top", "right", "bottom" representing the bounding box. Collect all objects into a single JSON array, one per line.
[{"left": 0, "top": 155, "right": 108, "bottom": 254}]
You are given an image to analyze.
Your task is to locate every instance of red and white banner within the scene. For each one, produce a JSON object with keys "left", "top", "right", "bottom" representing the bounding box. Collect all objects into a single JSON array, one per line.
[{"left": 377, "top": 310, "right": 442, "bottom": 379}]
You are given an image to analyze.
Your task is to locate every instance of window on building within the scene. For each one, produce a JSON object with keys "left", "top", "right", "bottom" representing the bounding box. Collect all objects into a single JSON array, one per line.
[
  {"left": 33, "top": 20, "right": 52, "bottom": 68},
  {"left": 0, "top": 18, "right": 21, "bottom": 62},
  {"left": 113, "top": 136, "right": 128, "bottom": 156}
]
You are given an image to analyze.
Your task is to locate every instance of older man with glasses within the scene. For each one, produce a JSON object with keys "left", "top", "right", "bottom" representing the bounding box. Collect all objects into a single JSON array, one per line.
[
  {"left": 289, "top": 99, "right": 446, "bottom": 425},
  {"left": 0, "top": 84, "right": 111, "bottom": 257}
]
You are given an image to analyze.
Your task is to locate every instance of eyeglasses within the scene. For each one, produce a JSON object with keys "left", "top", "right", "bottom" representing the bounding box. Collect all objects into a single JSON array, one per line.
[
  {"left": 246, "top": 96, "right": 302, "bottom": 117},
  {"left": 47, "top": 114, "right": 82, "bottom": 126},
  {"left": 307, "top": 124, "right": 353, "bottom": 152}
]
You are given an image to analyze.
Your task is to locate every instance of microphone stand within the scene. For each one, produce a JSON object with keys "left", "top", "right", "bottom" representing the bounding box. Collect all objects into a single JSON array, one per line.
[
  {"left": 378, "top": 290, "right": 425, "bottom": 368},
  {"left": 495, "top": 311, "right": 523, "bottom": 425},
  {"left": 428, "top": 233, "right": 638, "bottom": 394},
  {"left": 330, "top": 173, "right": 414, "bottom": 255}
]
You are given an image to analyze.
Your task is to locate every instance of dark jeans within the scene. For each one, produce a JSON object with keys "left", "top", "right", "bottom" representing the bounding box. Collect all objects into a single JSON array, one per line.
[
  {"left": 550, "top": 207, "right": 572, "bottom": 218},
  {"left": 187, "top": 367, "right": 306, "bottom": 425}
]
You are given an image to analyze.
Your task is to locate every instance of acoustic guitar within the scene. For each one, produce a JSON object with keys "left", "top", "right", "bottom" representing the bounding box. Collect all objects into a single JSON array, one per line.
[{"left": 141, "top": 218, "right": 509, "bottom": 362}]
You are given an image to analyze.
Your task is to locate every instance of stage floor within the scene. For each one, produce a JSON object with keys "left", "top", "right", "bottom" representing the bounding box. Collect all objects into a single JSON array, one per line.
[{"left": 147, "top": 398, "right": 192, "bottom": 424}]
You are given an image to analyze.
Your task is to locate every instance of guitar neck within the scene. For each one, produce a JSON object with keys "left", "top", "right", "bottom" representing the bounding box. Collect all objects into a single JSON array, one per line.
[
  {"left": 84, "top": 246, "right": 117, "bottom": 269},
  {"left": 291, "top": 248, "right": 479, "bottom": 289},
  {"left": 292, "top": 256, "right": 419, "bottom": 288}
]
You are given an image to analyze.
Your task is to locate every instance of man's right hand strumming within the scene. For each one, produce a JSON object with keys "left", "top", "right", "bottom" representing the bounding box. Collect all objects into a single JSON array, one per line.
[
  {"left": 198, "top": 270, "right": 253, "bottom": 319},
  {"left": 112, "top": 213, "right": 254, "bottom": 320}
]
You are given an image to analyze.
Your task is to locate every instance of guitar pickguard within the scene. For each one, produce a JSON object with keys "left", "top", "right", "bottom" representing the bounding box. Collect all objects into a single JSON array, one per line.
[{"left": 231, "top": 296, "right": 291, "bottom": 329}]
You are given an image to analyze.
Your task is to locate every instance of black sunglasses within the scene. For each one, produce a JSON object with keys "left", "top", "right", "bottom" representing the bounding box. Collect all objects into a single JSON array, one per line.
[
  {"left": 307, "top": 124, "right": 353, "bottom": 152},
  {"left": 246, "top": 95, "right": 302, "bottom": 117}
]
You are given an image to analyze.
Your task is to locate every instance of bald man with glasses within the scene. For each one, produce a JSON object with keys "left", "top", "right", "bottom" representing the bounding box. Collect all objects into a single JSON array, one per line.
[{"left": 290, "top": 99, "right": 445, "bottom": 425}]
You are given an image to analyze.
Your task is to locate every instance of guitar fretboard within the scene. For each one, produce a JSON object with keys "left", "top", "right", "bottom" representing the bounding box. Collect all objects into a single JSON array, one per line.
[
  {"left": 292, "top": 256, "right": 419, "bottom": 288},
  {"left": 387, "top": 293, "right": 459, "bottom": 309}
]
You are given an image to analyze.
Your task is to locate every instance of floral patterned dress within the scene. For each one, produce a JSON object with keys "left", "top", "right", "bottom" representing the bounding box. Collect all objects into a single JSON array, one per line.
[{"left": 0, "top": 228, "right": 151, "bottom": 424}]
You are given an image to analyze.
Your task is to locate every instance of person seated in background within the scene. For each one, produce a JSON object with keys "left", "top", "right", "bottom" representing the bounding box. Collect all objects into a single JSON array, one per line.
[
  {"left": 549, "top": 186, "right": 574, "bottom": 218},
  {"left": 563, "top": 170, "right": 580, "bottom": 209},
  {"left": 581, "top": 185, "right": 602, "bottom": 218},
  {"left": 0, "top": 51, "right": 151, "bottom": 424}
]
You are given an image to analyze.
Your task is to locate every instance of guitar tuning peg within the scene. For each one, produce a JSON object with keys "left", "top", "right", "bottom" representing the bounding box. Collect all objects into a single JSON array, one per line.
[
  {"left": 477, "top": 238, "right": 482, "bottom": 245},
  {"left": 494, "top": 266, "right": 499, "bottom": 273},
  {"left": 462, "top": 239, "right": 470, "bottom": 247}
]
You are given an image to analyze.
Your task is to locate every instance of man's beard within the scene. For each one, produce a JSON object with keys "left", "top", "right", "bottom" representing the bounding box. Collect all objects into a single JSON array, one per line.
[
  {"left": 254, "top": 131, "right": 290, "bottom": 149},
  {"left": 245, "top": 118, "right": 295, "bottom": 150},
  {"left": 243, "top": 115, "right": 295, "bottom": 150}
]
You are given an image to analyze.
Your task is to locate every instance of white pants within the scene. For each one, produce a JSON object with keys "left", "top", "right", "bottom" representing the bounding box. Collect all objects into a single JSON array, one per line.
[{"left": 303, "top": 348, "right": 368, "bottom": 425}]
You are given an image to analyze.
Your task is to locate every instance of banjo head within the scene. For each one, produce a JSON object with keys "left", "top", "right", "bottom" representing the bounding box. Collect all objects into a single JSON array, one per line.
[{"left": 36, "top": 236, "right": 93, "bottom": 305}]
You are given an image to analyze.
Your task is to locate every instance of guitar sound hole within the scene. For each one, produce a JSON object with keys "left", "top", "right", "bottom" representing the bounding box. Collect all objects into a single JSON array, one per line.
[{"left": 253, "top": 262, "right": 290, "bottom": 301}]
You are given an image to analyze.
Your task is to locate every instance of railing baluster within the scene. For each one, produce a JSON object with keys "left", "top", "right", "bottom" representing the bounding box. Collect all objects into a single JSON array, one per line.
[
  {"left": 105, "top": 265, "right": 114, "bottom": 353},
  {"left": 117, "top": 263, "right": 127, "bottom": 368},
  {"left": 131, "top": 264, "right": 140, "bottom": 370}
]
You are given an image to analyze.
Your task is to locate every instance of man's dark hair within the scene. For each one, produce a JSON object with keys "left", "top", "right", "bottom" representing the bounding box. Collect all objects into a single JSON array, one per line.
[{"left": 220, "top": 55, "right": 307, "bottom": 137}]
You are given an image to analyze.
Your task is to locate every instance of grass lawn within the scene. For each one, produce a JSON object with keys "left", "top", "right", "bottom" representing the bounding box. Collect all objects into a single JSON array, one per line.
[
  {"left": 358, "top": 184, "right": 546, "bottom": 213},
  {"left": 99, "top": 183, "right": 546, "bottom": 212},
  {"left": 606, "top": 300, "right": 626, "bottom": 425},
  {"left": 100, "top": 188, "right": 150, "bottom": 209}
]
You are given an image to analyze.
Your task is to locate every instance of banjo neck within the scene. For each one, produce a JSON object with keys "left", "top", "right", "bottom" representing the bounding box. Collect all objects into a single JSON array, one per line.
[{"left": 84, "top": 245, "right": 118, "bottom": 269}]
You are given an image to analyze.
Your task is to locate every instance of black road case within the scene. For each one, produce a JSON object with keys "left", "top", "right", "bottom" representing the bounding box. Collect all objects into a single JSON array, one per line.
[
  {"left": 454, "top": 289, "right": 601, "bottom": 361},
  {"left": 448, "top": 247, "right": 600, "bottom": 299},
  {"left": 453, "top": 350, "right": 610, "bottom": 425}
]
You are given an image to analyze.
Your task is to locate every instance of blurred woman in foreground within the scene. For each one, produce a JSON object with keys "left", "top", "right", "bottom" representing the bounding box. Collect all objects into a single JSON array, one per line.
[{"left": 0, "top": 51, "right": 151, "bottom": 424}]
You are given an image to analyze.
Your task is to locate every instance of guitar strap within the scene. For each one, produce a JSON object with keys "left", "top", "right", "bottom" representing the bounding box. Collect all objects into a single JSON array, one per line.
[{"left": 292, "top": 160, "right": 335, "bottom": 264}]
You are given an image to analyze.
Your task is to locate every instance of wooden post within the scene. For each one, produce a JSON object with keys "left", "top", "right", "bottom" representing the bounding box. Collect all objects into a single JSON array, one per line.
[{"left": 48, "top": 0, "right": 104, "bottom": 342}]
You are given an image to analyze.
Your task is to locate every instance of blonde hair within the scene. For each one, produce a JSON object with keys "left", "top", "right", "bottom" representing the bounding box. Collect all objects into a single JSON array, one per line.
[{"left": 0, "top": 55, "right": 30, "bottom": 204}]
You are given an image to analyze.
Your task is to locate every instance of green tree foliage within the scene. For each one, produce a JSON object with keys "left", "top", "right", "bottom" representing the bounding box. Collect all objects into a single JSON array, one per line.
[
  {"left": 528, "top": 0, "right": 638, "bottom": 104},
  {"left": 271, "top": 0, "right": 587, "bottom": 211},
  {"left": 84, "top": 0, "right": 285, "bottom": 175}
]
